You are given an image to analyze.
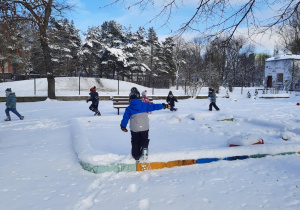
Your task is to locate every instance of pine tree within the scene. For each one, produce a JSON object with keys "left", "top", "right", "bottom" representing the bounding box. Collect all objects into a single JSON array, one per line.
[
  {"left": 124, "top": 26, "right": 150, "bottom": 84},
  {"left": 48, "top": 18, "right": 81, "bottom": 76},
  {"left": 100, "top": 21, "right": 128, "bottom": 79},
  {"left": 80, "top": 26, "right": 102, "bottom": 76},
  {"left": 163, "top": 37, "right": 176, "bottom": 86}
]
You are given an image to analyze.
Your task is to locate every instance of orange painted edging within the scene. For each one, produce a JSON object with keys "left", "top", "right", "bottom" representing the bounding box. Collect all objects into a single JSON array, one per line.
[
  {"left": 150, "top": 162, "right": 167, "bottom": 169},
  {"left": 166, "top": 160, "right": 182, "bottom": 168},
  {"left": 137, "top": 159, "right": 197, "bottom": 171},
  {"left": 182, "top": 159, "right": 196, "bottom": 165},
  {"left": 166, "top": 159, "right": 196, "bottom": 168},
  {"left": 137, "top": 162, "right": 150, "bottom": 171},
  {"left": 136, "top": 162, "right": 167, "bottom": 171}
]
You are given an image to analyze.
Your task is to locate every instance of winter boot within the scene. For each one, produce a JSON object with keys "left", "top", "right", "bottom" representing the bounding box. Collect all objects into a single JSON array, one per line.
[
  {"left": 141, "top": 148, "right": 148, "bottom": 161},
  {"left": 94, "top": 111, "right": 101, "bottom": 116},
  {"left": 4, "top": 117, "right": 11, "bottom": 121},
  {"left": 20, "top": 116, "right": 24, "bottom": 120}
]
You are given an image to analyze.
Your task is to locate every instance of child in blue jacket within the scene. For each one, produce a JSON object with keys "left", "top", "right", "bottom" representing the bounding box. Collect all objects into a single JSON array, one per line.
[
  {"left": 4, "top": 88, "right": 24, "bottom": 121},
  {"left": 208, "top": 87, "right": 220, "bottom": 111},
  {"left": 120, "top": 88, "right": 169, "bottom": 161}
]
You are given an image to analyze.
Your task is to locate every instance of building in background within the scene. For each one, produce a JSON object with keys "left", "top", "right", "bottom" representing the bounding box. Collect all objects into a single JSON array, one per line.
[
  {"left": 0, "top": 59, "right": 14, "bottom": 81},
  {"left": 265, "top": 53, "right": 300, "bottom": 91}
]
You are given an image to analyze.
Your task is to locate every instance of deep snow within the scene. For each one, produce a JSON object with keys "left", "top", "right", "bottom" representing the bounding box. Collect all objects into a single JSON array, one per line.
[{"left": 1, "top": 78, "right": 300, "bottom": 210}]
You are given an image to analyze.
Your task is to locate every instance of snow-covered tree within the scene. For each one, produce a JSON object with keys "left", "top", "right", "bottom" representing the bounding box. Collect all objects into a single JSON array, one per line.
[
  {"left": 80, "top": 26, "right": 102, "bottom": 76},
  {"left": 0, "top": 0, "right": 72, "bottom": 99},
  {"left": 48, "top": 18, "right": 81, "bottom": 76},
  {"left": 100, "top": 20, "right": 128, "bottom": 79},
  {"left": 123, "top": 26, "right": 149, "bottom": 83},
  {"left": 163, "top": 37, "right": 176, "bottom": 85}
]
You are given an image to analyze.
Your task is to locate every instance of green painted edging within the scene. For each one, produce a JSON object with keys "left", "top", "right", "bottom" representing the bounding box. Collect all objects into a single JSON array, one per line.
[
  {"left": 80, "top": 162, "right": 136, "bottom": 173},
  {"left": 218, "top": 118, "right": 234, "bottom": 121},
  {"left": 249, "top": 154, "right": 268, "bottom": 158},
  {"left": 249, "top": 152, "right": 296, "bottom": 159}
]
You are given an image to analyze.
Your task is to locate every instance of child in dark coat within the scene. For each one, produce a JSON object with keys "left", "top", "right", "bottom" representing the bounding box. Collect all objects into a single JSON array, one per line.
[
  {"left": 4, "top": 88, "right": 24, "bottom": 121},
  {"left": 166, "top": 91, "right": 178, "bottom": 111},
  {"left": 208, "top": 88, "right": 220, "bottom": 111},
  {"left": 86, "top": 86, "right": 101, "bottom": 116},
  {"left": 120, "top": 87, "right": 169, "bottom": 161}
]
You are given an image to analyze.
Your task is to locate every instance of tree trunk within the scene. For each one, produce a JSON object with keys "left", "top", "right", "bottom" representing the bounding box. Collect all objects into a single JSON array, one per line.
[
  {"left": 47, "top": 74, "right": 56, "bottom": 99},
  {"left": 40, "top": 26, "right": 56, "bottom": 99},
  {"left": 41, "top": 0, "right": 55, "bottom": 99}
]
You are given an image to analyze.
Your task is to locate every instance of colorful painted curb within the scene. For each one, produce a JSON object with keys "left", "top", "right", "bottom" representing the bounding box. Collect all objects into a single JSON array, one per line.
[{"left": 80, "top": 152, "right": 299, "bottom": 174}]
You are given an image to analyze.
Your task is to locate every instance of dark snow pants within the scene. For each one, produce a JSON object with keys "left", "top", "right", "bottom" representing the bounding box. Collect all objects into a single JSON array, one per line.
[
  {"left": 170, "top": 105, "right": 177, "bottom": 111},
  {"left": 131, "top": 130, "right": 149, "bottom": 160},
  {"left": 5, "top": 108, "right": 22, "bottom": 118},
  {"left": 209, "top": 102, "right": 220, "bottom": 111},
  {"left": 89, "top": 103, "right": 99, "bottom": 113}
]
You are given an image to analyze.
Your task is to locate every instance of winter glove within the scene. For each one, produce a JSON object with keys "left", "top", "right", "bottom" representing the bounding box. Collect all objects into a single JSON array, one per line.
[
  {"left": 86, "top": 99, "right": 89, "bottom": 103},
  {"left": 162, "top": 103, "right": 170, "bottom": 109},
  {"left": 120, "top": 124, "right": 128, "bottom": 132}
]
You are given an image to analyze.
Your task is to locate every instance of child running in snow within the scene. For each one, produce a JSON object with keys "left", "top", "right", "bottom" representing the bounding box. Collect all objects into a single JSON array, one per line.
[
  {"left": 120, "top": 87, "right": 170, "bottom": 161},
  {"left": 208, "top": 87, "right": 220, "bottom": 111},
  {"left": 4, "top": 88, "right": 24, "bottom": 121},
  {"left": 247, "top": 91, "right": 251, "bottom": 98},
  {"left": 86, "top": 86, "right": 101, "bottom": 116},
  {"left": 166, "top": 91, "right": 178, "bottom": 111}
]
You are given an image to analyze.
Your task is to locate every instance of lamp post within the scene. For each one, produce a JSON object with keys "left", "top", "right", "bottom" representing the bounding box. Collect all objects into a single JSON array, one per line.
[
  {"left": 117, "top": 69, "right": 120, "bottom": 95},
  {"left": 79, "top": 71, "right": 81, "bottom": 95},
  {"left": 34, "top": 76, "right": 36, "bottom": 96}
]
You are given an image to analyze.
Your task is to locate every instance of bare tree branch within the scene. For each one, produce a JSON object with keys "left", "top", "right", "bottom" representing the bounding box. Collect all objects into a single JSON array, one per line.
[{"left": 103, "top": 0, "right": 300, "bottom": 42}]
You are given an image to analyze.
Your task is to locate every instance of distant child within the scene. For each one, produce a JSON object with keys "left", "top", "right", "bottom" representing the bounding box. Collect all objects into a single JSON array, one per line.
[
  {"left": 4, "top": 88, "right": 24, "bottom": 121},
  {"left": 247, "top": 91, "right": 251, "bottom": 98},
  {"left": 225, "top": 90, "right": 230, "bottom": 98},
  {"left": 120, "top": 87, "right": 169, "bottom": 161},
  {"left": 166, "top": 91, "right": 178, "bottom": 111},
  {"left": 86, "top": 86, "right": 101, "bottom": 116},
  {"left": 141, "top": 90, "right": 151, "bottom": 104},
  {"left": 208, "top": 88, "right": 220, "bottom": 111}
]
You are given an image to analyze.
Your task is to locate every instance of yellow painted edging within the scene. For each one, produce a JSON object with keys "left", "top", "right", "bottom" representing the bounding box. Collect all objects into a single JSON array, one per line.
[
  {"left": 137, "top": 162, "right": 167, "bottom": 171},
  {"left": 137, "top": 159, "right": 197, "bottom": 171},
  {"left": 182, "top": 159, "right": 196, "bottom": 165},
  {"left": 166, "top": 160, "right": 182, "bottom": 168}
]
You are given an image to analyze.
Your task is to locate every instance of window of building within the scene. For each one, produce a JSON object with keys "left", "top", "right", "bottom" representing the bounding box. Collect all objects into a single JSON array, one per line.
[{"left": 277, "top": 73, "right": 283, "bottom": 83}]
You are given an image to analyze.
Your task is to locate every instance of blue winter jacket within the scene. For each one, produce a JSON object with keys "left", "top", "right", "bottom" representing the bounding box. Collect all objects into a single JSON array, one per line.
[
  {"left": 208, "top": 91, "right": 217, "bottom": 103},
  {"left": 6, "top": 92, "right": 17, "bottom": 109},
  {"left": 121, "top": 99, "right": 164, "bottom": 132}
]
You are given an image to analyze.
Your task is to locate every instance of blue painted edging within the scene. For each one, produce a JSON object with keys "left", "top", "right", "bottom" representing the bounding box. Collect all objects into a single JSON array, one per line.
[
  {"left": 195, "top": 152, "right": 297, "bottom": 165},
  {"left": 196, "top": 158, "right": 219, "bottom": 164},
  {"left": 196, "top": 156, "right": 249, "bottom": 164},
  {"left": 223, "top": 155, "right": 249, "bottom": 161}
]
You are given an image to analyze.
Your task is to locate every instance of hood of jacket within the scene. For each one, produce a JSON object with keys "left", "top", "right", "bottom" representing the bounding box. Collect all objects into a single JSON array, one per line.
[
  {"left": 7, "top": 92, "right": 15, "bottom": 97},
  {"left": 129, "top": 99, "right": 143, "bottom": 111}
]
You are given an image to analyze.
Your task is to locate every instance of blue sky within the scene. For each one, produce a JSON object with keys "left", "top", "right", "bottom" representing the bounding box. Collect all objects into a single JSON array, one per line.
[
  {"left": 66, "top": 0, "right": 278, "bottom": 54},
  {"left": 67, "top": 0, "right": 198, "bottom": 38}
]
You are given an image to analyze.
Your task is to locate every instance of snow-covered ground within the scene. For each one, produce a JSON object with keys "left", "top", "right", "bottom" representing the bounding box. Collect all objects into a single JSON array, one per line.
[{"left": 1, "top": 78, "right": 300, "bottom": 210}]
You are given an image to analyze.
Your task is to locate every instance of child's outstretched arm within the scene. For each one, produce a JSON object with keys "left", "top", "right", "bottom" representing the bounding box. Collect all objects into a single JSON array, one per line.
[{"left": 147, "top": 103, "right": 169, "bottom": 112}]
